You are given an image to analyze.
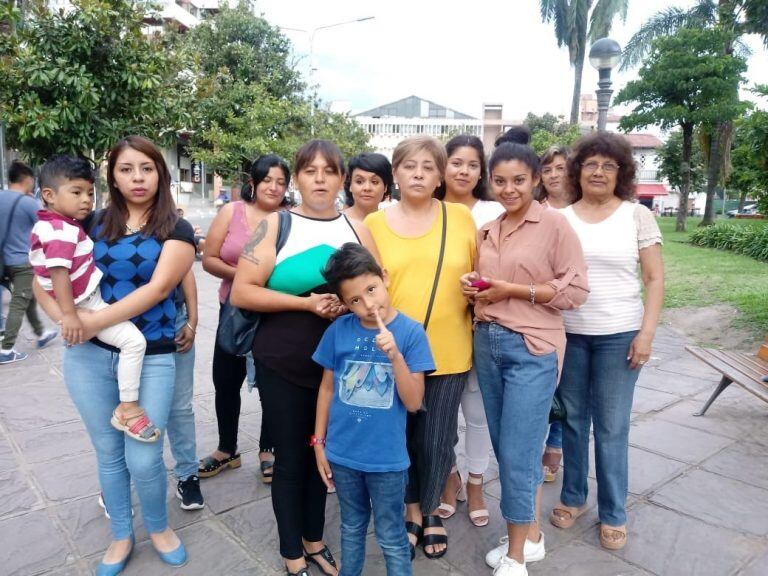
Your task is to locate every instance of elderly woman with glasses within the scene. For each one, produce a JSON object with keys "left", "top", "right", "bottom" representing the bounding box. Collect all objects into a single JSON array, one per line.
[{"left": 549, "top": 132, "right": 664, "bottom": 551}]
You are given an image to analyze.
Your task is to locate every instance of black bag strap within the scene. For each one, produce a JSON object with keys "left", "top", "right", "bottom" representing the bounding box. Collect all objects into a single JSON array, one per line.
[
  {"left": 423, "top": 201, "right": 447, "bottom": 330},
  {"left": 0, "top": 194, "right": 24, "bottom": 252},
  {"left": 276, "top": 210, "right": 292, "bottom": 254}
]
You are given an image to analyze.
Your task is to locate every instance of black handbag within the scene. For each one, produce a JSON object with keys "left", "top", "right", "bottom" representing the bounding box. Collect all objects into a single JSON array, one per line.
[
  {"left": 549, "top": 388, "right": 567, "bottom": 424},
  {"left": 0, "top": 195, "right": 24, "bottom": 289},
  {"left": 216, "top": 210, "right": 291, "bottom": 356}
]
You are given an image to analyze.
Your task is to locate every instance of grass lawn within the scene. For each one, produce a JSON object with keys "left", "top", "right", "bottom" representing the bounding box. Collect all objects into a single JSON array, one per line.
[{"left": 660, "top": 216, "right": 768, "bottom": 335}]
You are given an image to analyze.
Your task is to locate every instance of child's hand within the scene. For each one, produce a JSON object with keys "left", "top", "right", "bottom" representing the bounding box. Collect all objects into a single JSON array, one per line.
[
  {"left": 374, "top": 309, "right": 399, "bottom": 361},
  {"left": 314, "top": 445, "right": 335, "bottom": 490},
  {"left": 60, "top": 311, "right": 84, "bottom": 344}
]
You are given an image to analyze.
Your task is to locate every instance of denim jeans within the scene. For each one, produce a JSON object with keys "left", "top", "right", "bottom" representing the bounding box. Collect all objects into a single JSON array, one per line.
[
  {"left": 546, "top": 421, "right": 563, "bottom": 449},
  {"left": 558, "top": 330, "right": 639, "bottom": 526},
  {"left": 63, "top": 342, "right": 175, "bottom": 538},
  {"left": 167, "top": 308, "right": 198, "bottom": 481},
  {"left": 330, "top": 463, "right": 411, "bottom": 576},
  {"left": 474, "top": 323, "right": 557, "bottom": 524}
]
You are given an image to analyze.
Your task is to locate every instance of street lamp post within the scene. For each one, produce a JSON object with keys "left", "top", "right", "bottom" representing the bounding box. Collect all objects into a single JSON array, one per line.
[
  {"left": 281, "top": 16, "right": 375, "bottom": 135},
  {"left": 588, "top": 38, "right": 622, "bottom": 132}
]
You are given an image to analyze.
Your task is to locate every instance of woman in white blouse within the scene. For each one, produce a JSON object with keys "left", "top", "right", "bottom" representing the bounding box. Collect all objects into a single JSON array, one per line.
[{"left": 549, "top": 132, "right": 664, "bottom": 551}]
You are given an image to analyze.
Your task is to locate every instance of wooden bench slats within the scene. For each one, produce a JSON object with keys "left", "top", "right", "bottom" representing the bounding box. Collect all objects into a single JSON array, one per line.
[
  {"left": 686, "top": 347, "right": 768, "bottom": 388},
  {"left": 685, "top": 345, "right": 768, "bottom": 410}
]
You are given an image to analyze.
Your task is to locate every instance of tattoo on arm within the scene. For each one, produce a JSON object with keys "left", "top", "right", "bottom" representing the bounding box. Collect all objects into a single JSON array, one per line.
[{"left": 240, "top": 219, "right": 268, "bottom": 265}]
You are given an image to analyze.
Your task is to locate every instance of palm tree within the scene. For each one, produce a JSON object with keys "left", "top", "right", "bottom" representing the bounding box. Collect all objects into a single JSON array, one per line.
[
  {"left": 621, "top": 1, "right": 768, "bottom": 225},
  {"left": 540, "top": 0, "right": 629, "bottom": 125}
]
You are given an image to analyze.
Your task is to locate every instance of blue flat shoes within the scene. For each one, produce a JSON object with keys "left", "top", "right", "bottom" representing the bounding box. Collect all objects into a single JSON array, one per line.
[
  {"left": 155, "top": 540, "right": 188, "bottom": 567},
  {"left": 96, "top": 535, "right": 134, "bottom": 576}
]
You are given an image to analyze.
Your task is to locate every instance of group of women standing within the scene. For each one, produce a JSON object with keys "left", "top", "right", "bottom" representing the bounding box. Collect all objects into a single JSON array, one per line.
[{"left": 37, "top": 127, "right": 663, "bottom": 576}]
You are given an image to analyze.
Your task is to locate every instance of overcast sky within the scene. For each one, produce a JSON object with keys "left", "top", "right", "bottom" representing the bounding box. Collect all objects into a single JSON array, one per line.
[{"left": 254, "top": 0, "right": 768, "bottom": 122}]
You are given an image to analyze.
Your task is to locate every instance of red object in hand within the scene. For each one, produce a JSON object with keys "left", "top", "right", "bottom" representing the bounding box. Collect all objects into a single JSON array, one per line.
[{"left": 470, "top": 280, "right": 491, "bottom": 291}]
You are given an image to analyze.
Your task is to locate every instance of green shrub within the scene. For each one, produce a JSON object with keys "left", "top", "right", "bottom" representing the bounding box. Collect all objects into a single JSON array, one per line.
[{"left": 689, "top": 222, "right": 768, "bottom": 262}]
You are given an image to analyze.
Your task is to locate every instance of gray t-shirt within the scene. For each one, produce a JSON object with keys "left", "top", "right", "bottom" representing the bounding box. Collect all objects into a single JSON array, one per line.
[{"left": 0, "top": 189, "right": 40, "bottom": 266}]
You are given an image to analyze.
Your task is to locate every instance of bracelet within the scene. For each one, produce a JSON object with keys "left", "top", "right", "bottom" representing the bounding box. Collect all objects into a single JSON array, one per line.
[
  {"left": 529, "top": 283, "right": 536, "bottom": 305},
  {"left": 185, "top": 322, "right": 196, "bottom": 334},
  {"left": 309, "top": 435, "right": 326, "bottom": 447}
]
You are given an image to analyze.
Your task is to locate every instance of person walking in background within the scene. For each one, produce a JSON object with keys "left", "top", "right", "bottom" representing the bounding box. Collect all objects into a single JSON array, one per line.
[
  {"left": 366, "top": 135, "right": 476, "bottom": 560},
  {"left": 199, "top": 155, "right": 289, "bottom": 482},
  {"left": 435, "top": 134, "right": 503, "bottom": 528},
  {"left": 0, "top": 160, "right": 57, "bottom": 365},
  {"left": 551, "top": 132, "right": 664, "bottom": 551}
]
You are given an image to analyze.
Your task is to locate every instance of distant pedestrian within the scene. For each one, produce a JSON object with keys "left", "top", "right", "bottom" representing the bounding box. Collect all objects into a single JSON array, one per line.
[{"left": 0, "top": 160, "right": 57, "bottom": 364}]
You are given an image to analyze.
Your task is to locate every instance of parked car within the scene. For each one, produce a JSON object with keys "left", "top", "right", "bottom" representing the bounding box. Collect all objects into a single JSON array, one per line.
[{"left": 727, "top": 204, "right": 758, "bottom": 217}]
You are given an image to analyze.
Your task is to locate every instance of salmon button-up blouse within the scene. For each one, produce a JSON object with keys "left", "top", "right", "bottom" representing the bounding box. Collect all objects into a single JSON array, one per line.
[{"left": 474, "top": 201, "right": 589, "bottom": 365}]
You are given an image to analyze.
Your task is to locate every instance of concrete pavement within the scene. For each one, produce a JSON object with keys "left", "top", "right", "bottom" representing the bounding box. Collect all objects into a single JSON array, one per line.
[{"left": 1, "top": 262, "right": 767, "bottom": 575}]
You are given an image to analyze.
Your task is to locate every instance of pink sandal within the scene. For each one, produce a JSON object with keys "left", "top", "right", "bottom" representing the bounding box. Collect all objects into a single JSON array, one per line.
[{"left": 111, "top": 408, "right": 160, "bottom": 442}]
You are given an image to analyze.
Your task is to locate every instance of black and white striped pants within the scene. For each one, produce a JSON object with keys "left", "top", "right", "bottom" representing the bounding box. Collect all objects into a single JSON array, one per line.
[{"left": 405, "top": 371, "right": 469, "bottom": 514}]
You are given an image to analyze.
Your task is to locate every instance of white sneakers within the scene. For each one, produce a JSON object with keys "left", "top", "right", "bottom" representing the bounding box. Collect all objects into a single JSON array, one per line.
[
  {"left": 493, "top": 555, "right": 528, "bottom": 576},
  {"left": 485, "top": 533, "right": 546, "bottom": 568}
]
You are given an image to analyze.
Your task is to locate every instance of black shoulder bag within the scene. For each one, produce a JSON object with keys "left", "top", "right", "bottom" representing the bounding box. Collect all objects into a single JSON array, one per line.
[
  {"left": 216, "top": 210, "right": 292, "bottom": 356},
  {"left": 0, "top": 195, "right": 24, "bottom": 289}
]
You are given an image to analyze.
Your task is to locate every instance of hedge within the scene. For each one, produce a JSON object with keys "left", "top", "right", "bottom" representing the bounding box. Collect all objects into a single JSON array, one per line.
[{"left": 688, "top": 222, "right": 768, "bottom": 262}]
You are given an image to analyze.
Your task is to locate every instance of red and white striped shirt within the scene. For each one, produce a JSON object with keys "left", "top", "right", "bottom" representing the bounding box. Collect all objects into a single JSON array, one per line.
[{"left": 29, "top": 210, "right": 102, "bottom": 304}]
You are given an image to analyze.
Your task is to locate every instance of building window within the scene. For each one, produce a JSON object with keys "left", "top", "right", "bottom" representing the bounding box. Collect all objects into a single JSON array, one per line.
[{"left": 180, "top": 168, "right": 190, "bottom": 182}]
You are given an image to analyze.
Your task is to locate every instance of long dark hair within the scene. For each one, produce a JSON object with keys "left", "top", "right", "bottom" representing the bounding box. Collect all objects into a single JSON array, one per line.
[
  {"left": 435, "top": 135, "right": 491, "bottom": 201},
  {"left": 244, "top": 153, "right": 291, "bottom": 206},
  {"left": 102, "top": 135, "right": 177, "bottom": 241}
]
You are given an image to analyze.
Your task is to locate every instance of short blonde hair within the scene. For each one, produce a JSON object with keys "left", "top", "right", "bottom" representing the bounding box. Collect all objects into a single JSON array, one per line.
[{"left": 391, "top": 136, "right": 447, "bottom": 178}]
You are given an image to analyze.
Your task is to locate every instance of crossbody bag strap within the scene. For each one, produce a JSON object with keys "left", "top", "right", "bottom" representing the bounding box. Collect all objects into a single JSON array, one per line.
[
  {"left": 423, "top": 201, "right": 447, "bottom": 330},
  {"left": 0, "top": 195, "right": 24, "bottom": 251}
]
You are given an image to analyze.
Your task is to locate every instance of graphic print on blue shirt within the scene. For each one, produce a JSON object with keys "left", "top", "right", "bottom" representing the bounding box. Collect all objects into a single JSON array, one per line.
[
  {"left": 89, "top": 216, "right": 194, "bottom": 354},
  {"left": 313, "top": 312, "right": 435, "bottom": 473}
]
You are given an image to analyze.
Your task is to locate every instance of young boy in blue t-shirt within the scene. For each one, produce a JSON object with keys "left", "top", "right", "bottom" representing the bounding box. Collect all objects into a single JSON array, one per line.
[{"left": 312, "top": 243, "right": 434, "bottom": 576}]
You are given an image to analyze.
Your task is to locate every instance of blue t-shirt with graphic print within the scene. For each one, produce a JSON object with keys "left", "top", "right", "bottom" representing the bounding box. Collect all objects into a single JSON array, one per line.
[
  {"left": 312, "top": 311, "right": 435, "bottom": 472},
  {"left": 86, "top": 212, "right": 195, "bottom": 355}
]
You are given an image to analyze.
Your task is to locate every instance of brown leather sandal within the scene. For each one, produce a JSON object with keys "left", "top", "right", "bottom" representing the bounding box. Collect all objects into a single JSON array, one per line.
[
  {"left": 600, "top": 524, "right": 627, "bottom": 550},
  {"left": 549, "top": 503, "right": 588, "bottom": 529}
]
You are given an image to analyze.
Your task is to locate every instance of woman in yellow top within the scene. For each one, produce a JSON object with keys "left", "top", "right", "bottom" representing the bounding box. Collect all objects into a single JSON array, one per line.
[{"left": 365, "top": 135, "right": 476, "bottom": 561}]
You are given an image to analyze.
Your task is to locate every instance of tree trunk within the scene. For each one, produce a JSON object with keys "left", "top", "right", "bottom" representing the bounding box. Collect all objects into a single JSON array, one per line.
[
  {"left": 676, "top": 123, "right": 694, "bottom": 232},
  {"left": 700, "top": 124, "right": 722, "bottom": 226},
  {"left": 570, "top": 44, "right": 586, "bottom": 125},
  {"left": 737, "top": 189, "right": 748, "bottom": 212}
]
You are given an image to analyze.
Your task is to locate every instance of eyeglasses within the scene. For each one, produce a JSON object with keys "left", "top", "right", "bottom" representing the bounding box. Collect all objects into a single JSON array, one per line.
[
  {"left": 541, "top": 165, "right": 565, "bottom": 176},
  {"left": 582, "top": 161, "right": 620, "bottom": 174}
]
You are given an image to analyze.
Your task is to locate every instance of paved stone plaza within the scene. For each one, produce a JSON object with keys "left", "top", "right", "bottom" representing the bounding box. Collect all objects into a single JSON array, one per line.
[{"left": 1, "top": 262, "right": 767, "bottom": 576}]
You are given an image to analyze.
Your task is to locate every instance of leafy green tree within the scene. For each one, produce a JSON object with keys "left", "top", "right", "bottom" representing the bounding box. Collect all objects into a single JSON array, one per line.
[
  {"left": 0, "top": 0, "right": 193, "bottom": 164},
  {"left": 181, "top": 2, "right": 369, "bottom": 179},
  {"left": 540, "top": 0, "right": 629, "bottom": 125},
  {"left": 524, "top": 112, "right": 582, "bottom": 154},
  {"left": 657, "top": 129, "right": 705, "bottom": 198},
  {"left": 614, "top": 28, "right": 747, "bottom": 231},
  {"left": 621, "top": 0, "right": 768, "bottom": 225},
  {"left": 729, "top": 87, "right": 768, "bottom": 214}
]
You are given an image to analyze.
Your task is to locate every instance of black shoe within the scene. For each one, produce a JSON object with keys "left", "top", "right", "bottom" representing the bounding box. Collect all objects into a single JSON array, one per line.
[{"left": 176, "top": 475, "right": 205, "bottom": 510}]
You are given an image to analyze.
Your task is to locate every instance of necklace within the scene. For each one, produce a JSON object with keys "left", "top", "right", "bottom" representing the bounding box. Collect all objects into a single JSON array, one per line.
[{"left": 126, "top": 221, "right": 146, "bottom": 234}]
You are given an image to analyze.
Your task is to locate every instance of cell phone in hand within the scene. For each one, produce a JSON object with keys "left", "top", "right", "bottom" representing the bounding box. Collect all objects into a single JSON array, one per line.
[{"left": 470, "top": 280, "right": 491, "bottom": 291}]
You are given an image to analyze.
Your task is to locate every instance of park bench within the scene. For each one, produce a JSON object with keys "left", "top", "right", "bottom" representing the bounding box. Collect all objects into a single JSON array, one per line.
[{"left": 685, "top": 336, "right": 768, "bottom": 416}]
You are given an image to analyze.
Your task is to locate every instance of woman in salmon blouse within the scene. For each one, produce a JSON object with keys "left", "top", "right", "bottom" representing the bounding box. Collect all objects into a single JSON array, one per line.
[{"left": 462, "top": 142, "right": 588, "bottom": 576}]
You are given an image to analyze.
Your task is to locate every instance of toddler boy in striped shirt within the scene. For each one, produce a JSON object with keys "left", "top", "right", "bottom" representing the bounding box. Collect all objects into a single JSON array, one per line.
[{"left": 30, "top": 155, "right": 158, "bottom": 442}]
